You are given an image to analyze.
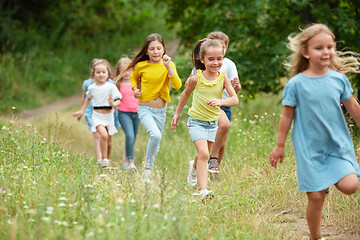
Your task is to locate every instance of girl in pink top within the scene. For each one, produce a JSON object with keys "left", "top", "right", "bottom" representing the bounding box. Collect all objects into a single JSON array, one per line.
[{"left": 115, "top": 57, "right": 140, "bottom": 170}]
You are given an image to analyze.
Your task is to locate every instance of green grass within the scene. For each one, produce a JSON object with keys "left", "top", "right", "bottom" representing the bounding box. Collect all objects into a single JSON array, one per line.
[{"left": 0, "top": 93, "right": 359, "bottom": 239}]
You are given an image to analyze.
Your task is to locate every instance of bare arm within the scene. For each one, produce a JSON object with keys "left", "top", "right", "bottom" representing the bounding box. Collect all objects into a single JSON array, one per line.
[
  {"left": 72, "top": 97, "right": 91, "bottom": 121},
  {"left": 80, "top": 90, "right": 86, "bottom": 106},
  {"left": 269, "top": 106, "right": 295, "bottom": 168},
  {"left": 171, "top": 75, "right": 197, "bottom": 130},
  {"left": 206, "top": 76, "right": 239, "bottom": 107},
  {"left": 342, "top": 96, "right": 360, "bottom": 127}
]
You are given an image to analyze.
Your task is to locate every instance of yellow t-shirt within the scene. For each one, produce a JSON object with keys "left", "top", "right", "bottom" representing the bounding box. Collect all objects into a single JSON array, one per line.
[
  {"left": 130, "top": 60, "right": 182, "bottom": 102},
  {"left": 188, "top": 70, "right": 225, "bottom": 121}
]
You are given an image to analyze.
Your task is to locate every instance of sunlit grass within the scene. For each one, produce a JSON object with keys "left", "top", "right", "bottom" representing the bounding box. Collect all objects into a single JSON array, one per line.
[{"left": 0, "top": 93, "right": 359, "bottom": 239}]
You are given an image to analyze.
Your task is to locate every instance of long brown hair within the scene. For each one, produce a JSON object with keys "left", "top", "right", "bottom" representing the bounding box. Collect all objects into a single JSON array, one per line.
[{"left": 119, "top": 33, "right": 166, "bottom": 77}]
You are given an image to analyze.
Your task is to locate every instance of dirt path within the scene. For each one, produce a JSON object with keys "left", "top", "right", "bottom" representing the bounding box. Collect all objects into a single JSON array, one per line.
[
  {"left": 8, "top": 39, "right": 181, "bottom": 120},
  {"left": 11, "top": 94, "right": 82, "bottom": 120},
  {"left": 4, "top": 38, "right": 359, "bottom": 239}
]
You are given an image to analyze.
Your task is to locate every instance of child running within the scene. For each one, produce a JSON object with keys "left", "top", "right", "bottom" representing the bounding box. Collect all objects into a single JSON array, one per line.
[
  {"left": 269, "top": 23, "right": 360, "bottom": 240},
  {"left": 79, "top": 58, "right": 120, "bottom": 164},
  {"left": 73, "top": 59, "right": 122, "bottom": 168},
  {"left": 122, "top": 33, "right": 182, "bottom": 182},
  {"left": 190, "top": 31, "right": 241, "bottom": 173},
  {"left": 115, "top": 57, "right": 140, "bottom": 170},
  {"left": 171, "top": 38, "right": 238, "bottom": 198}
]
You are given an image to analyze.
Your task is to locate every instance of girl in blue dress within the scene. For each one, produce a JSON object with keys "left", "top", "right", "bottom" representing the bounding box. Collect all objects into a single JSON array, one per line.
[{"left": 269, "top": 23, "right": 360, "bottom": 240}]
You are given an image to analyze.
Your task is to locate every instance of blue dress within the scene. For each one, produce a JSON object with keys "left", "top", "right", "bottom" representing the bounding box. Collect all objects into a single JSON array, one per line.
[
  {"left": 82, "top": 78, "right": 120, "bottom": 130},
  {"left": 282, "top": 69, "right": 360, "bottom": 192}
]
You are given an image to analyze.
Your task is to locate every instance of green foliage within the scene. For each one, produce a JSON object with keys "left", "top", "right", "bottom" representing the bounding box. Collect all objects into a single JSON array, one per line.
[
  {"left": 157, "top": 0, "right": 360, "bottom": 95},
  {"left": 0, "top": 0, "right": 173, "bottom": 114},
  {"left": 1, "top": 0, "right": 170, "bottom": 52}
]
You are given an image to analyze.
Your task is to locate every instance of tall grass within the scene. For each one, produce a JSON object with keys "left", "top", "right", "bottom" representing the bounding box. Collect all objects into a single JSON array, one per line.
[{"left": 1, "top": 93, "right": 359, "bottom": 239}]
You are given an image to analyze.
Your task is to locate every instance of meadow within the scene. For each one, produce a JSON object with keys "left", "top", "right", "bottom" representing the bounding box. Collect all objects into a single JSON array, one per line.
[{"left": 1, "top": 93, "right": 359, "bottom": 240}]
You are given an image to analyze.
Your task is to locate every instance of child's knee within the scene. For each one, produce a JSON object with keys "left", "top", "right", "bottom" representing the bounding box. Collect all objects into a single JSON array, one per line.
[
  {"left": 197, "top": 151, "right": 209, "bottom": 162},
  {"left": 307, "top": 191, "right": 325, "bottom": 203},
  {"left": 219, "top": 119, "right": 231, "bottom": 131},
  {"left": 150, "top": 131, "right": 162, "bottom": 143},
  {"left": 336, "top": 173, "right": 359, "bottom": 195}
]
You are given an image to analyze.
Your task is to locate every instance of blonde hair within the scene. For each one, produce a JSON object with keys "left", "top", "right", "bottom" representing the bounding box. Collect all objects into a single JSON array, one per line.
[
  {"left": 285, "top": 23, "right": 360, "bottom": 77},
  {"left": 90, "top": 59, "right": 115, "bottom": 80},
  {"left": 114, "top": 57, "right": 132, "bottom": 85},
  {"left": 207, "top": 31, "right": 229, "bottom": 48}
]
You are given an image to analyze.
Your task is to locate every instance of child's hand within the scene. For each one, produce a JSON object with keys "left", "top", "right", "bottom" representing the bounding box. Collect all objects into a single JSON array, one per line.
[
  {"left": 72, "top": 111, "right": 83, "bottom": 121},
  {"left": 163, "top": 54, "right": 171, "bottom": 67},
  {"left": 232, "top": 77, "right": 241, "bottom": 91},
  {"left": 108, "top": 94, "right": 114, "bottom": 107},
  {"left": 269, "top": 146, "right": 285, "bottom": 168},
  {"left": 206, "top": 98, "right": 221, "bottom": 107},
  {"left": 133, "top": 88, "right": 141, "bottom": 99},
  {"left": 171, "top": 114, "right": 180, "bottom": 130}
]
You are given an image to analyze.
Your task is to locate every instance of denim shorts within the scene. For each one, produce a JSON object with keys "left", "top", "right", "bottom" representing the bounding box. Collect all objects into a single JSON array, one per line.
[
  {"left": 220, "top": 106, "right": 232, "bottom": 122},
  {"left": 187, "top": 116, "right": 218, "bottom": 142}
]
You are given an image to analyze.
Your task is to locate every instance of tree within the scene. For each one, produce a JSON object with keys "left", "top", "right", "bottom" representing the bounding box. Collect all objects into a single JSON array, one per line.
[{"left": 157, "top": 0, "right": 360, "bottom": 95}]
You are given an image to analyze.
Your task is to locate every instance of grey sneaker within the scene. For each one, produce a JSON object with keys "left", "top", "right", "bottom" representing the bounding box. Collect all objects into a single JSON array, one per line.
[
  {"left": 141, "top": 169, "right": 152, "bottom": 183},
  {"left": 187, "top": 160, "right": 197, "bottom": 187},
  {"left": 122, "top": 155, "right": 129, "bottom": 170}
]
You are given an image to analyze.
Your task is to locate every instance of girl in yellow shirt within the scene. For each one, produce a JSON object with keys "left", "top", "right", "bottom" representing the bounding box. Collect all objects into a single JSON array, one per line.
[
  {"left": 171, "top": 39, "right": 238, "bottom": 198},
  {"left": 120, "top": 33, "right": 182, "bottom": 182}
]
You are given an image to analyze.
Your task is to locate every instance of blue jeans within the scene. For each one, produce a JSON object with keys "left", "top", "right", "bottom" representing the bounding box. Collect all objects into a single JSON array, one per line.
[
  {"left": 118, "top": 111, "right": 140, "bottom": 162},
  {"left": 220, "top": 106, "right": 232, "bottom": 122},
  {"left": 137, "top": 106, "right": 166, "bottom": 169}
]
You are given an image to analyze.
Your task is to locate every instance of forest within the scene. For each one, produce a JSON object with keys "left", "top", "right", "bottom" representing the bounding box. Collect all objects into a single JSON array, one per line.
[{"left": 1, "top": 0, "right": 360, "bottom": 113}]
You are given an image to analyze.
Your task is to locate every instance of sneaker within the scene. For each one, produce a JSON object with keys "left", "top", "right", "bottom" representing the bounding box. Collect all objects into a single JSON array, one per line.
[
  {"left": 141, "top": 169, "right": 152, "bottom": 183},
  {"left": 97, "top": 159, "right": 102, "bottom": 165},
  {"left": 187, "top": 160, "right": 197, "bottom": 187},
  {"left": 129, "top": 164, "right": 137, "bottom": 170},
  {"left": 122, "top": 155, "right": 129, "bottom": 170},
  {"left": 101, "top": 159, "right": 110, "bottom": 168},
  {"left": 193, "top": 189, "right": 214, "bottom": 200}
]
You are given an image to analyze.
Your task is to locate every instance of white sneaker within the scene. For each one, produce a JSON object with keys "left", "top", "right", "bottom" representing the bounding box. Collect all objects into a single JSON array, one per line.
[
  {"left": 101, "top": 159, "right": 110, "bottom": 167},
  {"left": 193, "top": 189, "right": 214, "bottom": 199},
  {"left": 129, "top": 164, "right": 137, "bottom": 170},
  {"left": 187, "top": 160, "right": 197, "bottom": 187},
  {"left": 141, "top": 169, "right": 152, "bottom": 183}
]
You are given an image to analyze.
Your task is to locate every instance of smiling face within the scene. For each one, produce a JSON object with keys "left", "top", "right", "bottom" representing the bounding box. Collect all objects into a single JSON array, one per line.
[
  {"left": 147, "top": 40, "right": 165, "bottom": 64},
  {"left": 201, "top": 46, "right": 224, "bottom": 74},
  {"left": 303, "top": 32, "right": 335, "bottom": 71},
  {"left": 93, "top": 64, "right": 109, "bottom": 84}
]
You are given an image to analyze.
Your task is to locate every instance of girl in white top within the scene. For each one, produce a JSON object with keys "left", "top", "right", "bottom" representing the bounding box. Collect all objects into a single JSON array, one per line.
[{"left": 73, "top": 59, "right": 122, "bottom": 167}]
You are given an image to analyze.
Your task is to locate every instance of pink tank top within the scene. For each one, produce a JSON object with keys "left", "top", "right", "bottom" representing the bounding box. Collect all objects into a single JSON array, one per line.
[{"left": 117, "top": 82, "right": 139, "bottom": 112}]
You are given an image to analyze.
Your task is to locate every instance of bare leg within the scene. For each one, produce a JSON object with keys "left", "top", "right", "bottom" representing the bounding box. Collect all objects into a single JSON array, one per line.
[
  {"left": 93, "top": 132, "right": 102, "bottom": 160},
  {"left": 335, "top": 173, "right": 359, "bottom": 195},
  {"left": 107, "top": 134, "right": 112, "bottom": 160},
  {"left": 210, "top": 110, "right": 230, "bottom": 167},
  {"left": 193, "top": 140, "right": 213, "bottom": 190},
  {"left": 306, "top": 190, "right": 326, "bottom": 240},
  {"left": 97, "top": 125, "right": 109, "bottom": 159}
]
